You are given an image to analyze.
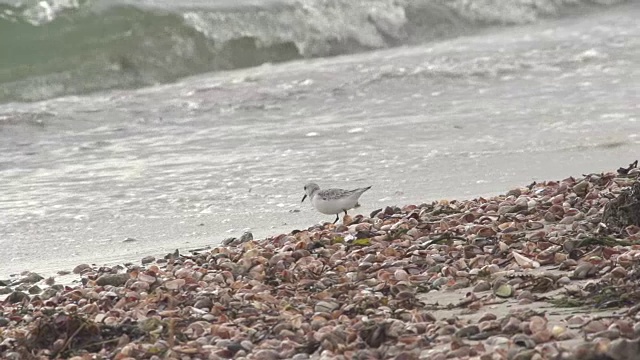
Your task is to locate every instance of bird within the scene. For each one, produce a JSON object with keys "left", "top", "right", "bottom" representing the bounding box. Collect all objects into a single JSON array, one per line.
[{"left": 301, "top": 182, "right": 372, "bottom": 224}]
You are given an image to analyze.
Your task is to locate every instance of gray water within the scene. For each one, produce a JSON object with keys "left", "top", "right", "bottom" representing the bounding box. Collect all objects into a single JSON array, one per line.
[{"left": 1, "top": 1, "right": 639, "bottom": 278}]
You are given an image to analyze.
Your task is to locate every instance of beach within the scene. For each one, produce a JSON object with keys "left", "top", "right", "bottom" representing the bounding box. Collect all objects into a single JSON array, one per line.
[
  {"left": 2, "top": 165, "right": 640, "bottom": 359},
  {"left": 1, "top": 0, "right": 639, "bottom": 278},
  {"left": 1, "top": 0, "right": 640, "bottom": 358}
]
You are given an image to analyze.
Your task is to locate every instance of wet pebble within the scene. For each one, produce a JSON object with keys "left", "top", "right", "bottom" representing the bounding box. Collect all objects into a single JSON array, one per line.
[
  {"left": 96, "top": 273, "right": 129, "bottom": 287},
  {"left": 141, "top": 255, "right": 156, "bottom": 264}
]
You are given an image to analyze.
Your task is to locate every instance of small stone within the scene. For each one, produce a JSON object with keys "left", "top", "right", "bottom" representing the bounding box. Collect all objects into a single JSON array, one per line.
[
  {"left": 73, "top": 264, "right": 92, "bottom": 274},
  {"left": 0, "top": 317, "right": 9, "bottom": 326},
  {"left": 0, "top": 287, "right": 12, "bottom": 295},
  {"left": 253, "top": 349, "right": 281, "bottom": 360},
  {"left": 6, "top": 291, "right": 29, "bottom": 304},
  {"left": 194, "top": 297, "right": 213, "bottom": 309},
  {"left": 20, "top": 272, "right": 43, "bottom": 284},
  {"left": 164, "top": 249, "right": 179, "bottom": 259},
  {"left": 240, "top": 232, "right": 253, "bottom": 243},
  {"left": 607, "top": 338, "right": 640, "bottom": 360},
  {"left": 130, "top": 281, "right": 150, "bottom": 291},
  {"left": 455, "top": 325, "right": 480, "bottom": 338},
  {"left": 479, "top": 320, "right": 501, "bottom": 333},
  {"left": 610, "top": 267, "right": 628, "bottom": 278},
  {"left": 96, "top": 273, "right": 129, "bottom": 287},
  {"left": 499, "top": 317, "right": 521, "bottom": 334},
  {"left": 370, "top": 208, "right": 382, "bottom": 218},
  {"left": 123, "top": 237, "right": 137, "bottom": 243},
  {"left": 593, "top": 329, "right": 620, "bottom": 340},
  {"left": 573, "top": 181, "right": 589, "bottom": 197},
  {"left": 141, "top": 256, "right": 155, "bottom": 265},
  {"left": 517, "top": 290, "right": 534, "bottom": 301},
  {"left": 528, "top": 316, "right": 547, "bottom": 333},
  {"left": 202, "top": 314, "right": 216, "bottom": 322},
  {"left": 222, "top": 237, "right": 237, "bottom": 246},
  {"left": 40, "top": 287, "right": 59, "bottom": 300},
  {"left": 473, "top": 280, "right": 491, "bottom": 292},
  {"left": 478, "top": 313, "right": 497, "bottom": 322},
  {"left": 573, "top": 262, "right": 596, "bottom": 279},
  {"left": 583, "top": 320, "right": 608, "bottom": 334},
  {"left": 28, "top": 285, "right": 42, "bottom": 294},
  {"left": 511, "top": 349, "right": 537, "bottom": 360},
  {"left": 530, "top": 329, "right": 552, "bottom": 343},
  {"left": 507, "top": 189, "right": 522, "bottom": 197}
]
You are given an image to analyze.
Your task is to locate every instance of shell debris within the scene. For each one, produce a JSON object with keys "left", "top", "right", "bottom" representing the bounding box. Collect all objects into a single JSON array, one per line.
[{"left": 1, "top": 163, "right": 640, "bottom": 359}]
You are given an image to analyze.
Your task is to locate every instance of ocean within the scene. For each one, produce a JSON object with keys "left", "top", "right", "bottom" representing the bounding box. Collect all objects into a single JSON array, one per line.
[{"left": 1, "top": 0, "right": 639, "bottom": 278}]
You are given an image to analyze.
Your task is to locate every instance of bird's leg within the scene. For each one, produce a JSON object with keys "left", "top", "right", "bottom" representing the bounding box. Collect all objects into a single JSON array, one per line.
[
  {"left": 341, "top": 210, "right": 349, "bottom": 223},
  {"left": 333, "top": 214, "right": 339, "bottom": 224}
]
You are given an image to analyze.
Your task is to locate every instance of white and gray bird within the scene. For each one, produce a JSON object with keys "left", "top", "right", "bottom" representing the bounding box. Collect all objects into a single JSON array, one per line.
[{"left": 301, "top": 182, "right": 372, "bottom": 224}]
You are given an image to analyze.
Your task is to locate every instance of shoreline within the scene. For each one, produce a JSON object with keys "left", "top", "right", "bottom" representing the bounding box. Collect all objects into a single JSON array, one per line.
[{"left": 2, "top": 164, "right": 640, "bottom": 359}]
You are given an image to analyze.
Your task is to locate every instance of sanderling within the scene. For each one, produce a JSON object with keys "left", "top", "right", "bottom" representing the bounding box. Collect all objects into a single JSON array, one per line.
[{"left": 301, "top": 182, "right": 372, "bottom": 224}]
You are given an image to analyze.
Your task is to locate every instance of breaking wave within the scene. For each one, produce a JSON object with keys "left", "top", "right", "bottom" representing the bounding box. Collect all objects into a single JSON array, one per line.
[{"left": 0, "top": 0, "right": 628, "bottom": 102}]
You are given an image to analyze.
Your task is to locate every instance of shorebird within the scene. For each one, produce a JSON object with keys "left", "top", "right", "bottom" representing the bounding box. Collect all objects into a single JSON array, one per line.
[{"left": 301, "top": 182, "right": 372, "bottom": 224}]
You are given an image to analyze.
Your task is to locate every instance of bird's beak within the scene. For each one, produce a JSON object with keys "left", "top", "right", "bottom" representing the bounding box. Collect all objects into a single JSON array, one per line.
[{"left": 301, "top": 194, "right": 307, "bottom": 203}]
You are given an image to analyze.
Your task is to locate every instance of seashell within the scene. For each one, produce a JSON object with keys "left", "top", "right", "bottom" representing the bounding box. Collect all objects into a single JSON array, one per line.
[
  {"left": 512, "top": 251, "right": 540, "bottom": 268},
  {"left": 460, "top": 213, "right": 476, "bottom": 223},
  {"left": 394, "top": 269, "right": 409, "bottom": 281},
  {"left": 475, "top": 226, "right": 497, "bottom": 237},
  {"left": 498, "top": 222, "right": 515, "bottom": 231},
  {"left": 525, "top": 222, "right": 545, "bottom": 231},
  {"left": 138, "top": 272, "right": 157, "bottom": 283},
  {"left": 174, "top": 268, "right": 193, "bottom": 279},
  {"left": 551, "top": 194, "right": 564, "bottom": 204},
  {"left": 314, "top": 301, "right": 339, "bottom": 313},
  {"left": 164, "top": 279, "right": 185, "bottom": 290},
  {"left": 130, "top": 281, "right": 150, "bottom": 291}
]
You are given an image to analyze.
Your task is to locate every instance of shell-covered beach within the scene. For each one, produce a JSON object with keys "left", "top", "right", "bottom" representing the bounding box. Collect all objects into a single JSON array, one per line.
[
  {"left": 2, "top": 1, "right": 640, "bottom": 359},
  {"left": 2, "top": 163, "right": 640, "bottom": 359}
]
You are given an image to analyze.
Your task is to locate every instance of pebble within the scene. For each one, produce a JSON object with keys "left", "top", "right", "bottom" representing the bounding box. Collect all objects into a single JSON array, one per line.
[
  {"left": 6, "top": 291, "right": 29, "bottom": 304},
  {"left": 96, "top": 273, "right": 129, "bottom": 287},
  {"left": 73, "top": 264, "right": 92, "bottom": 274},
  {"left": 473, "top": 280, "right": 491, "bottom": 292},
  {"left": 141, "top": 256, "right": 156, "bottom": 264}
]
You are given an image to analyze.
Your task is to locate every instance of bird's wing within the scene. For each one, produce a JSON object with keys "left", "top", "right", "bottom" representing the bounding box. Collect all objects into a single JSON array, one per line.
[
  {"left": 318, "top": 187, "right": 370, "bottom": 200},
  {"left": 317, "top": 188, "right": 352, "bottom": 200}
]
